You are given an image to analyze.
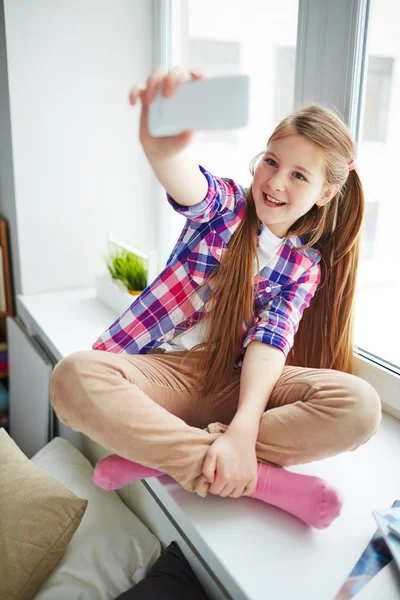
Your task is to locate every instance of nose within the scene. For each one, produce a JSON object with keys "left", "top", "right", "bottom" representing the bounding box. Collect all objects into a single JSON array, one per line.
[{"left": 268, "top": 170, "right": 286, "bottom": 192}]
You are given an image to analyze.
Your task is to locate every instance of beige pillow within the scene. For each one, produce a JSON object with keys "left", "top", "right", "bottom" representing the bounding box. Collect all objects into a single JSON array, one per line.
[{"left": 0, "top": 428, "right": 87, "bottom": 600}]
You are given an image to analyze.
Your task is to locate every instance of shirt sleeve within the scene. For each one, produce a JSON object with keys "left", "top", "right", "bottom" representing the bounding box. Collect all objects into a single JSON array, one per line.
[
  {"left": 242, "top": 261, "right": 321, "bottom": 356},
  {"left": 166, "top": 164, "right": 245, "bottom": 223}
]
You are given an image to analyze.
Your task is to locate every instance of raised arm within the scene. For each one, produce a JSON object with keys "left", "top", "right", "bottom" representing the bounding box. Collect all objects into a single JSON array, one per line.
[{"left": 129, "top": 66, "right": 208, "bottom": 207}]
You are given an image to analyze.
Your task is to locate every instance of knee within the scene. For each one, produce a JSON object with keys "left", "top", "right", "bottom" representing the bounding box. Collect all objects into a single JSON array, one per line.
[
  {"left": 345, "top": 374, "right": 382, "bottom": 443},
  {"left": 50, "top": 350, "right": 94, "bottom": 397},
  {"left": 50, "top": 351, "right": 96, "bottom": 422}
]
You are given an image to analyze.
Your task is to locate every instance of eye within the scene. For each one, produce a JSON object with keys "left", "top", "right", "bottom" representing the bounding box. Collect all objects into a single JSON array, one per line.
[
  {"left": 294, "top": 171, "right": 307, "bottom": 181},
  {"left": 264, "top": 158, "right": 277, "bottom": 167}
]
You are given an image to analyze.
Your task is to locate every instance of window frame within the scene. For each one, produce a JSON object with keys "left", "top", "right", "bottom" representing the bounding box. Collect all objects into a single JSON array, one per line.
[
  {"left": 294, "top": 0, "right": 370, "bottom": 133},
  {"left": 152, "top": 0, "right": 185, "bottom": 268}
]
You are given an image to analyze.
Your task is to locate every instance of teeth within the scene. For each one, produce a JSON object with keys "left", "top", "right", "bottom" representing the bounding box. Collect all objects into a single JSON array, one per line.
[{"left": 264, "top": 193, "right": 284, "bottom": 205}]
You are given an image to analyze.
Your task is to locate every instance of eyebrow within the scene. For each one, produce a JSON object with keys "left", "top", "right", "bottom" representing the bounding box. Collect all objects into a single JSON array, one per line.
[{"left": 266, "top": 151, "right": 313, "bottom": 177}]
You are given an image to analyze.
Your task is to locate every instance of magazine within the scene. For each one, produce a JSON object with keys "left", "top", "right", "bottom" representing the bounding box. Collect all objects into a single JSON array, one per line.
[
  {"left": 334, "top": 500, "right": 400, "bottom": 599},
  {"left": 373, "top": 508, "right": 400, "bottom": 572}
]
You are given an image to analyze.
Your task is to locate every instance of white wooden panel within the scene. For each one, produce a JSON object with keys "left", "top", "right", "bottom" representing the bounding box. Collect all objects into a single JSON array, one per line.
[{"left": 7, "top": 316, "right": 53, "bottom": 458}]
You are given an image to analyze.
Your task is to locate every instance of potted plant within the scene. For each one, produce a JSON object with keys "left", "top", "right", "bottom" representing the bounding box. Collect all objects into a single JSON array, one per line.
[
  {"left": 96, "top": 237, "right": 157, "bottom": 316},
  {"left": 105, "top": 248, "right": 148, "bottom": 296}
]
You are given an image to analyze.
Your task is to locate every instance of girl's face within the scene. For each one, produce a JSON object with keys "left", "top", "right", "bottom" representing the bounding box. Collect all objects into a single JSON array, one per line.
[{"left": 252, "top": 133, "right": 337, "bottom": 238}]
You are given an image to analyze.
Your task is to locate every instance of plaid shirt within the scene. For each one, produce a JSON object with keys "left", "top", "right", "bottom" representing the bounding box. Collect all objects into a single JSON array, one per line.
[{"left": 92, "top": 165, "right": 321, "bottom": 367}]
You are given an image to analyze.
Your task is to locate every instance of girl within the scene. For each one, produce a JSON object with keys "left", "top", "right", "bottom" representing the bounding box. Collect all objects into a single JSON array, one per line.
[{"left": 50, "top": 66, "right": 381, "bottom": 530}]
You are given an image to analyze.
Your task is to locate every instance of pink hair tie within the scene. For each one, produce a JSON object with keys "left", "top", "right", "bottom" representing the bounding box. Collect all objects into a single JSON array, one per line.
[{"left": 348, "top": 159, "right": 357, "bottom": 171}]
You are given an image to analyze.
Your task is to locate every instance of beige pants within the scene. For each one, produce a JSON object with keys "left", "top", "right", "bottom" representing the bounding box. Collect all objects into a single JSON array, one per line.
[{"left": 49, "top": 349, "right": 381, "bottom": 497}]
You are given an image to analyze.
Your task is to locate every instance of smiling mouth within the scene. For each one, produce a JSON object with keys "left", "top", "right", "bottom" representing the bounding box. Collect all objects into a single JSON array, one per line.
[{"left": 263, "top": 192, "right": 286, "bottom": 207}]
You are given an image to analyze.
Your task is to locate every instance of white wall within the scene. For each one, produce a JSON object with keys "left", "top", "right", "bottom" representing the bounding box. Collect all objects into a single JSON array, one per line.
[
  {"left": 0, "top": 1, "right": 21, "bottom": 298},
  {"left": 1, "top": 0, "right": 157, "bottom": 295}
]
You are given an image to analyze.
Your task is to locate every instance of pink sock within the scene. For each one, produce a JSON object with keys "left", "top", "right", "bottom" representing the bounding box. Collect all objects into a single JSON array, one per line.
[
  {"left": 93, "top": 454, "right": 163, "bottom": 490},
  {"left": 94, "top": 455, "right": 343, "bottom": 529},
  {"left": 251, "top": 463, "right": 343, "bottom": 529}
]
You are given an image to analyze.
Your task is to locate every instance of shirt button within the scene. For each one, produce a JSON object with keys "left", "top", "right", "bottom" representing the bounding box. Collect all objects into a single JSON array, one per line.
[
  {"left": 266, "top": 286, "right": 272, "bottom": 293},
  {"left": 215, "top": 248, "right": 222, "bottom": 256}
]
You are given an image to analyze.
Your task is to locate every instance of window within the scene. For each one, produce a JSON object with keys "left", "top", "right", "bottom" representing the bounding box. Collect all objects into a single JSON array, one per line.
[
  {"left": 155, "top": 0, "right": 400, "bottom": 414},
  {"left": 274, "top": 47, "right": 296, "bottom": 125},
  {"left": 169, "top": 0, "right": 299, "bottom": 245},
  {"left": 355, "top": 0, "right": 400, "bottom": 370},
  {"left": 360, "top": 201, "right": 379, "bottom": 261},
  {"left": 362, "top": 56, "right": 394, "bottom": 143}
]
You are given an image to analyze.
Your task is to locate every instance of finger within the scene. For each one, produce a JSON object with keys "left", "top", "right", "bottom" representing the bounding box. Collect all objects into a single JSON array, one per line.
[
  {"left": 129, "top": 84, "right": 146, "bottom": 106},
  {"left": 138, "top": 86, "right": 148, "bottom": 107},
  {"left": 189, "top": 66, "right": 206, "bottom": 81},
  {"left": 208, "top": 471, "right": 231, "bottom": 496},
  {"left": 219, "top": 484, "right": 236, "bottom": 498},
  {"left": 229, "top": 486, "right": 247, "bottom": 499},
  {"left": 138, "top": 87, "right": 150, "bottom": 140},
  {"left": 208, "top": 476, "right": 225, "bottom": 496},
  {"left": 162, "top": 65, "right": 186, "bottom": 98},
  {"left": 202, "top": 451, "right": 217, "bottom": 483},
  {"left": 146, "top": 66, "right": 166, "bottom": 104},
  {"left": 243, "top": 478, "right": 257, "bottom": 497}
]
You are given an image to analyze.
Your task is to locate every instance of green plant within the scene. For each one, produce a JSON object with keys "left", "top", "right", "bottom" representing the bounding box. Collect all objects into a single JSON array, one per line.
[{"left": 105, "top": 248, "right": 147, "bottom": 292}]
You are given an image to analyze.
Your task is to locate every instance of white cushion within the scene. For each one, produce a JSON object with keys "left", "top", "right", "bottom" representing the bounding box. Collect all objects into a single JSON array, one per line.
[{"left": 31, "top": 437, "right": 161, "bottom": 600}]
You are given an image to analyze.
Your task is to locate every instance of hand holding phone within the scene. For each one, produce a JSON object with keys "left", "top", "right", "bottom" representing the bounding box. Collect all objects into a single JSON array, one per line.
[
  {"left": 129, "top": 68, "right": 249, "bottom": 163},
  {"left": 130, "top": 66, "right": 212, "bottom": 161},
  {"left": 128, "top": 66, "right": 212, "bottom": 207}
]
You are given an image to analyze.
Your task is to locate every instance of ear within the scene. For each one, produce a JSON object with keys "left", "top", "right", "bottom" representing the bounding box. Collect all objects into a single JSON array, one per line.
[{"left": 316, "top": 184, "right": 340, "bottom": 208}]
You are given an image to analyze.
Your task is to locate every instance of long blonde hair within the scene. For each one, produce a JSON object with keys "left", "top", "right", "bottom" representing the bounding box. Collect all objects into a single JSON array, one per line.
[{"left": 184, "top": 104, "right": 364, "bottom": 395}]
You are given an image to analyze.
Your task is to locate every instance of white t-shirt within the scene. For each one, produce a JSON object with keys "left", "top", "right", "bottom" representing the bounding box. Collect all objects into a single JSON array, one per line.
[{"left": 159, "top": 223, "right": 284, "bottom": 352}]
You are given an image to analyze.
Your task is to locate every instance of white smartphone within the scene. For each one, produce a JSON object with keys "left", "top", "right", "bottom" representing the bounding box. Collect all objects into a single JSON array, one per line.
[{"left": 148, "top": 74, "right": 250, "bottom": 137}]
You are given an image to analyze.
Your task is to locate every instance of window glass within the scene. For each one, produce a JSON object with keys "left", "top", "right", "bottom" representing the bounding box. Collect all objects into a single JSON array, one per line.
[{"left": 355, "top": 0, "right": 400, "bottom": 369}]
